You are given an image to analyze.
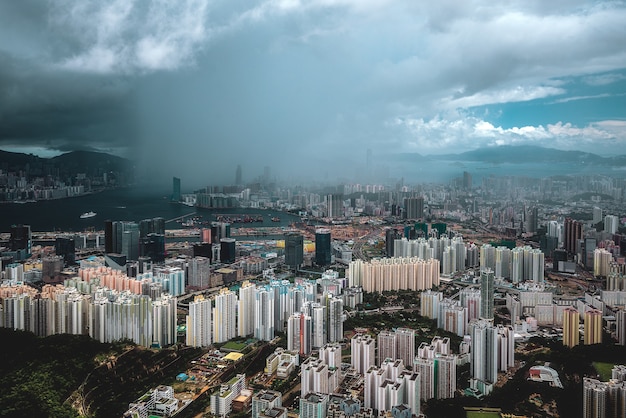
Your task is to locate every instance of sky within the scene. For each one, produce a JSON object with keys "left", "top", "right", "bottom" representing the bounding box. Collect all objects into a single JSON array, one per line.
[{"left": 1, "top": 0, "right": 625, "bottom": 187}]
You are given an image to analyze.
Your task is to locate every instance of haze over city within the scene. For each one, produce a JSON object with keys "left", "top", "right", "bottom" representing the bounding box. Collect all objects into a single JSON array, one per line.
[{"left": 1, "top": 0, "right": 626, "bottom": 187}]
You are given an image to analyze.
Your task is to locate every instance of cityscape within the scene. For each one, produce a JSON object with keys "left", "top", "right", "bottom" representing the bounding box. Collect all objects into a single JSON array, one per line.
[{"left": 1, "top": 1, "right": 626, "bottom": 418}]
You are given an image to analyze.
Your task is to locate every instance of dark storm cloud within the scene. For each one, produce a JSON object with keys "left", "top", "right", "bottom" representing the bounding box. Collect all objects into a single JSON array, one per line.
[{"left": 1, "top": 0, "right": 626, "bottom": 186}]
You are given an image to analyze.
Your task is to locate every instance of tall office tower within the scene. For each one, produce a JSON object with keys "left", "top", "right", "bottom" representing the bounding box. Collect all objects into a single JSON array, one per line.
[
  {"left": 152, "top": 295, "right": 177, "bottom": 348},
  {"left": 235, "top": 165, "right": 242, "bottom": 186},
  {"left": 377, "top": 331, "right": 397, "bottom": 365},
  {"left": 494, "top": 247, "right": 511, "bottom": 279},
  {"left": 327, "top": 296, "right": 343, "bottom": 343},
  {"left": 288, "top": 312, "right": 312, "bottom": 355},
  {"left": 605, "top": 215, "right": 619, "bottom": 234},
  {"left": 396, "top": 328, "right": 416, "bottom": 368},
  {"left": 210, "top": 222, "right": 231, "bottom": 244},
  {"left": 172, "top": 177, "right": 181, "bottom": 201},
  {"left": 300, "top": 393, "right": 329, "bottom": 418},
  {"left": 584, "top": 309, "right": 603, "bottom": 345},
  {"left": 238, "top": 281, "right": 256, "bottom": 337},
  {"left": 385, "top": 229, "right": 401, "bottom": 257},
  {"left": 530, "top": 249, "right": 545, "bottom": 283},
  {"left": 593, "top": 249, "right": 613, "bottom": 278},
  {"left": 213, "top": 288, "right": 237, "bottom": 343},
  {"left": 140, "top": 233, "right": 165, "bottom": 263},
  {"left": 421, "top": 290, "right": 443, "bottom": 320},
  {"left": 315, "top": 229, "right": 332, "bottom": 267},
  {"left": 319, "top": 343, "right": 342, "bottom": 369},
  {"left": 122, "top": 228, "right": 140, "bottom": 261},
  {"left": 186, "top": 295, "right": 211, "bottom": 347},
  {"left": 220, "top": 238, "right": 236, "bottom": 264},
  {"left": 55, "top": 237, "right": 76, "bottom": 265},
  {"left": 583, "top": 377, "right": 626, "bottom": 418},
  {"left": 351, "top": 333, "right": 375, "bottom": 375},
  {"left": 284, "top": 232, "right": 304, "bottom": 269},
  {"left": 327, "top": 193, "right": 344, "bottom": 218},
  {"left": 104, "top": 220, "right": 114, "bottom": 253},
  {"left": 255, "top": 287, "right": 275, "bottom": 341},
  {"left": 469, "top": 319, "right": 499, "bottom": 395},
  {"left": 480, "top": 244, "right": 496, "bottom": 271},
  {"left": 563, "top": 306, "right": 580, "bottom": 348},
  {"left": 252, "top": 390, "right": 282, "bottom": 418},
  {"left": 404, "top": 197, "right": 424, "bottom": 220},
  {"left": 463, "top": 171, "right": 472, "bottom": 190},
  {"left": 617, "top": 310, "right": 626, "bottom": 346},
  {"left": 480, "top": 268, "right": 495, "bottom": 320},
  {"left": 526, "top": 207, "right": 538, "bottom": 233},
  {"left": 9, "top": 224, "right": 31, "bottom": 255},
  {"left": 460, "top": 288, "right": 481, "bottom": 323},
  {"left": 565, "top": 218, "right": 583, "bottom": 255},
  {"left": 593, "top": 207, "right": 603, "bottom": 224},
  {"left": 188, "top": 257, "right": 210, "bottom": 288}
]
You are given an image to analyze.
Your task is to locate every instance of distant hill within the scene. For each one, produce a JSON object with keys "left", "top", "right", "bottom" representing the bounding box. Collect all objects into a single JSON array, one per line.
[
  {"left": 0, "top": 149, "right": 132, "bottom": 178},
  {"left": 433, "top": 145, "right": 626, "bottom": 165}
]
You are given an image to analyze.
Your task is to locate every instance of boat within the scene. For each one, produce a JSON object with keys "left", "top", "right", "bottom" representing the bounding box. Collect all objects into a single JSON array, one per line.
[{"left": 80, "top": 211, "right": 97, "bottom": 219}]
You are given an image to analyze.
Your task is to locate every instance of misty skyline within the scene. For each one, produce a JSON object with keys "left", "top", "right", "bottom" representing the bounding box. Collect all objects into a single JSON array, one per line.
[{"left": 1, "top": 1, "right": 625, "bottom": 187}]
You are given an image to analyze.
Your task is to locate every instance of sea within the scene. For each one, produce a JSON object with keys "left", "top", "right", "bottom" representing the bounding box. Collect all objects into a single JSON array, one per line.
[{"left": 0, "top": 187, "right": 302, "bottom": 233}]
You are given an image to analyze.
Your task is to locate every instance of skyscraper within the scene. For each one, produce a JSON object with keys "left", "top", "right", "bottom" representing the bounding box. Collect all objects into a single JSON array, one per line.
[
  {"left": 377, "top": 331, "right": 397, "bottom": 366},
  {"left": 213, "top": 288, "right": 237, "bottom": 343},
  {"left": 351, "top": 333, "right": 375, "bottom": 375},
  {"left": 327, "top": 194, "right": 344, "bottom": 218},
  {"left": 480, "top": 268, "right": 495, "bottom": 320},
  {"left": 284, "top": 232, "right": 304, "bottom": 269},
  {"left": 255, "top": 287, "right": 275, "bottom": 341},
  {"left": 565, "top": 218, "right": 583, "bottom": 255},
  {"left": 563, "top": 306, "right": 580, "bottom": 348},
  {"left": 469, "top": 319, "right": 499, "bottom": 394},
  {"left": 404, "top": 197, "right": 424, "bottom": 220},
  {"left": 584, "top": 309, "right": 603, "bottom": 345},
  {"left": 220, "top": 238, "right": 236, "bottom": 264},
  {"left": 172, "top": 177, "right": 181, "bottom": 201},
  {"left": 396, "top": 328, "right": 416, "bottom": 368},
  {"left": 315, "top": 229, "right": 332, "bottom": 267},
  {"left": 235, "top": 165, "right": 242, "bottom": 186},
  {"left": 238, "top": 281, "right": 256, "bottom": 338},
  {"left": 9, "top": 224, "right": 31, "bottom": 258},
  {"left": 186, "top": 295, "right": 211, "bottom": 347}
]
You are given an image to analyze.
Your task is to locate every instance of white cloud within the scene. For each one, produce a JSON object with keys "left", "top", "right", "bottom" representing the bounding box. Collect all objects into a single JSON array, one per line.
[
  {"left": 393, "top": 116, "right": 626, "bottom": 154},
  {"left": 52, "top": 0, "right": 210, "bottom": 74}
]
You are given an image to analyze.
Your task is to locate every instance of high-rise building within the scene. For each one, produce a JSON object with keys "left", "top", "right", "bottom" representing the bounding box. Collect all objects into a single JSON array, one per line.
[
  {"left": 235, "top": 165, "right": 242, "bottom": 186},
  {"left": 213, "top": 288, "right": 237, "bottom": 343},
  {"left": 480, "top": 268, "right": 495, "bottom": 320},
  {"left": 584, "top": 309, "right": 603, "bottom": 345},
  {"left": 327, "top": 194, "right": 344, "bottom": 218},
  {"left": 172, "top": 177, "right": 181, "bottom": 201},
  {"left": 469, "top": 319, "right": 498, "bottom": 395},
  {"left": 377, "top": 331, "right": 397, "bottom": 366},
  {"left": 616, "top": 309, "right": 626, "bottom": 346},
  {"left": 55, "top": 237, "right": 76, "bottom": 265},
  {"left": 396, "top": 328, "right": 415, "bottom": 368},
  {"left": 463, "top": 171, "right": 472, "bottom": 190},
  {"left": 327, "top": 296, "right": 343, "bottom": 343},
  {"left": 604, "top": 215, "right": 619, "bottom": 235},
  {"left": 288, "top": 312, "right": 312, "bottom": 355},
  {"left": 315, "top": 229, "right": 332, "bottom": 267},
  {"left": 188, "top": 257, "right": 211, "bottom": 288},
  {"left": 220, "top": 238, "right": 236, "bottom": 264},
  {"left": 238, "top": 281, "right": 256, "bottom": 337},
  {"left": 563, "top": 307, "right": 580, "bottom": 348},
  {"left": 404, "top": 197, "right": 424, "bottom": 220},
  {"left": 565, "top": 218, "right": 583, "bottom": 255},
  {"left": 351, "top": 333, "right": 375, "bottom": 375},
  {"left": 284, "top": 232, "right": 304, "bottom": 269},
  {"left": 255, "top": 287, "right": 275, "bottom": 341},
  {"left": 186, "top": 295, "right": 211, "bottom": 347},
  {"left": 583, "top": 377, "right": 626, "bottom": 418},
  {"left": 140, "top": 233, "right": 165, "bottom": 263}
]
